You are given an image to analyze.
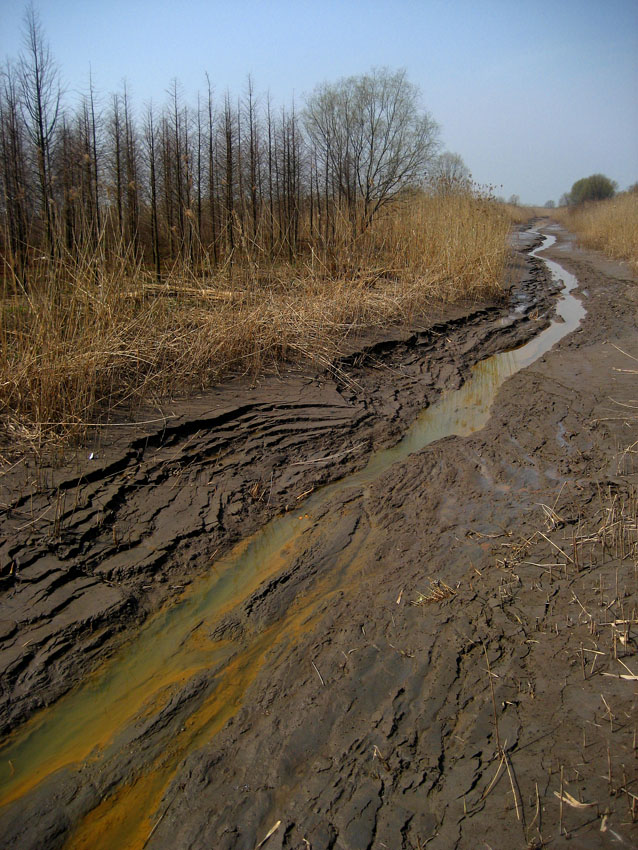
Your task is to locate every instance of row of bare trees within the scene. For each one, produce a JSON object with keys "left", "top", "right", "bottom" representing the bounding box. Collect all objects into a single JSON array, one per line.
[{"left": 1, "top": 9, "right": 441, "bottom": 286}]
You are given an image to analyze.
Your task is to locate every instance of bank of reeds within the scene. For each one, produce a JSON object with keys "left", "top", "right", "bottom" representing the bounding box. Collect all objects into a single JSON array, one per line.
[
  {"left": 499, "top": 203, "right": 532, "bottom": 226},
  {"left": 555, "top": 193, "right": 638, "bottom": 271},
  {"left": 0, "top": 192, "right": 514, "bottom": 449}
]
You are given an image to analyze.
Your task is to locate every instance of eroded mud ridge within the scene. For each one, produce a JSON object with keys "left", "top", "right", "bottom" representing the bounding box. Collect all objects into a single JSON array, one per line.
[
  {"left": 0, "top": 230, "right": 553, "bottom": 735},
  {"left": 1, "top": 224, "right": 638, "bottom": 849}
]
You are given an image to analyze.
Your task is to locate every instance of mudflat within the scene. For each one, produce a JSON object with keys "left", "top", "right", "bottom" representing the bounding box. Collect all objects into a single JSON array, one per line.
[{"left": 1, "top": 222, "right": 637, "bottom": 849}]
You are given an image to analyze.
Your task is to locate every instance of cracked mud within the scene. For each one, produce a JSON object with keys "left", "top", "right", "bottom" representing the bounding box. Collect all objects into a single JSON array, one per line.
[{"left": 1, "top": 222, "right": 637, "bottom": 849}]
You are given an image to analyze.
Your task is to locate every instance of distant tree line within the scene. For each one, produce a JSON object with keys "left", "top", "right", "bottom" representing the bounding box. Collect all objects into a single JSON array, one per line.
[{"left": 0, "top": 9, "right": 442, "bottom": 286}]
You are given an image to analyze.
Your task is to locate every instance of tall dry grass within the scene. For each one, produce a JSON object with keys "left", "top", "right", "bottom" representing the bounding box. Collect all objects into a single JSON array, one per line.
[
  {"left": 554, "top": 193, "right": 638, "bottom": 271},
  {"left": 499, "top": 203, "right": 533, "bottom": 226},
  {"left": 1, "top": 192, "right": 514, "bottom": 449}
]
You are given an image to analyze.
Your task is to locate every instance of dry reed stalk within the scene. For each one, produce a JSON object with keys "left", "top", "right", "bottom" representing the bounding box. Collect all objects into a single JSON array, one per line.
[
  {"left": 554, "top": 194, "right": 638, "bottom": 271},
  {"left": 412, "top": 578, "right": 457, "bottom": 605},
  {"left": 1, "top": 193, "right": 512, "bottom": 452}
]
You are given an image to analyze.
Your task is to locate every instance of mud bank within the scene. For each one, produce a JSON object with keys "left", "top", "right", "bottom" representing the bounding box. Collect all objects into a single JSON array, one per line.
[
  {"left": 0, "top": 229, "right": 551, "bottom": 735},
  {"left": 1, "top": 223, "right": 637, "bottom": 849}
]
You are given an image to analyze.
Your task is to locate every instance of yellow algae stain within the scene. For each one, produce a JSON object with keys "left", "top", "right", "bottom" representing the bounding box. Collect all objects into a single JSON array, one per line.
[
  {"left": 0, "top": 616, "right": 241, "bottom": 804},
  {"left": 66, "top": 769, "right": 167, "bottom": 850},
  {"left": 7, "top": 508, "right": 349, "bottom": 846},
  {"left": 0, "top": 663, "right": 213, "bottom": 808},
  {"left": 0, "top": 514, "right": 313, "bottom": 810},
  {"left": 63, "top": 546, "right": 344, "bottom": 850},
  {"left": 64, "top": 643, "right": 276, "bottom": 850}
]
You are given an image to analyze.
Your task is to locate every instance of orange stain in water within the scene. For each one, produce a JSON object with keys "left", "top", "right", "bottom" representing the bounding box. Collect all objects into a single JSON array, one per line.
[
  {"left": 64, "top": 534, "right": 351, "bottom": 850},
  {"left": 0, "top": 518, "right": 313, "bottom": 812}
]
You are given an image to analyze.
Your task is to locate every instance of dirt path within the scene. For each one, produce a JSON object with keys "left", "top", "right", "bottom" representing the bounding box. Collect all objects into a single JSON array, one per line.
[{"left": 1, "top": 222, "right": 637, "bottom": 849}]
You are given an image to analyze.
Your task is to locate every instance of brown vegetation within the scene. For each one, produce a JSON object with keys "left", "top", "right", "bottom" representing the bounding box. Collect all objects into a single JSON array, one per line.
[
  {"left": 554, "top": 193, "right": 638, "bottom": 271},
  {"left": 0, "top": 16, "right": 521, "bottom": 451},
  {"left": 1, "top": 191, "right": 512, "bottom": 449},
  {"left": 498, "top": 202, "right": 532, "bottom": 226}
]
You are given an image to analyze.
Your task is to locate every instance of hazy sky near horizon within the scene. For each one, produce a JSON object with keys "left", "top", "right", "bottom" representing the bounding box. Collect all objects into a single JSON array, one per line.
[{"left": 1, "top": 0, "right": 636, "bottom": 205}]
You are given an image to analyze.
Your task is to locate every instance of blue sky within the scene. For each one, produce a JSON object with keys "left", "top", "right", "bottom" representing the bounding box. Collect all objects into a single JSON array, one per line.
[{"left": 1, "top": 0, "right": 637, "bottom": 204}]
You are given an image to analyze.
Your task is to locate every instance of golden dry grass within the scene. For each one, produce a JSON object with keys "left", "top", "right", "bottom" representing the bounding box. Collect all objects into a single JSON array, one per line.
[
  {"left": 1, "top": 192, "right": 516, "bottom": 449},
  {"left": 554, "top": 193, "right": 638, "bottom": 271},
  {"left": 498, "top": 203, "right": 533, "bottom": 226}
]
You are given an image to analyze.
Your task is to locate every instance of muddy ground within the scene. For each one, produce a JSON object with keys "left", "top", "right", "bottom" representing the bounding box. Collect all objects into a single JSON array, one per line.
[{"left": 0, "top": 222, "right": 637, "bottom": 849}]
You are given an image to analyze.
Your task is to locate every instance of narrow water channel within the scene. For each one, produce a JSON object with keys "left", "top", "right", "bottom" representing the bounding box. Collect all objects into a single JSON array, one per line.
[{"left": 0, "top": 231, "right": 586, "bottom": 845}]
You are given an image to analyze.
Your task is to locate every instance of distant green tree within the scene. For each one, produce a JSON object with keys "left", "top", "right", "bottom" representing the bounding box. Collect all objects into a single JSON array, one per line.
[{"left": 568, "top": 174, "right": 617, "bottom": 205}]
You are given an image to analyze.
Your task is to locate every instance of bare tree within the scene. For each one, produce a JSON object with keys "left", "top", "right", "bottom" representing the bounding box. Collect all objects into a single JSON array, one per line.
[
  {"left": 107, "top": 92, "right": 125, "bottom": 240},
  {"left": 18, "top": 4, "right": 61, "bottom": 255},
  {"left": 87, "top": 69, "right": 101, "bottom": 239},
  {"left": 1, "top": 29, "right": 456, "bottom": 283},
  {"left": 0, "top": 61, "right": 31, "bottom": 280},
  {"left": 195, "top": 92, "right": 203, "bottom": 243},
  {"left": 266, "top": 93, "right": 275, "bottom": 255},
  {"left": 122, "top": 83, "right": 139, "bottom": 254},
  {"left": 430, "top": 151, "right": 470, "bottom": 195},
  {"left": 143, "top": 102, "right": 161, "bottom": 280},
  {"left": 223, "top": 92, "right": 235, "bottom": 259},
  {"left": 304, "top": 68, "right": 439, "bottom": 232},
  {"left": 205, "top": 73, "right": 219, "bottom": 263},
  {"left": 244, "top": 75, "right": 260, "bottom": 244}
]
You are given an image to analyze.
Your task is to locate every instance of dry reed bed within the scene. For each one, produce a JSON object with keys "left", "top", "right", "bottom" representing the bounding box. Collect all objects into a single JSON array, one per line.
[
  {"left": 555, "top": 193, "right": 638, "bottom": 271},
  {"left": 1, "top": 193, "right": 512, "bottom": 448}
]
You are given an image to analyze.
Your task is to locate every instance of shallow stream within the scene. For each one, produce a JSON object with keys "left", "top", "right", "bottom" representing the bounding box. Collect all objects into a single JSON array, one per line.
[{"left": 0, "top": 231, "right": 586, "bottom": 847}]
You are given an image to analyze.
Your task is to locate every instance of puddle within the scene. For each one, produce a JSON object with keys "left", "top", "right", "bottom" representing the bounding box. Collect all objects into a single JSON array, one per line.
[
  {"left": 369, "top": 234, "right": 584, "bottom": 451},
  {"left": 0, "top": 231, "right": 586, "bottom": 843}
]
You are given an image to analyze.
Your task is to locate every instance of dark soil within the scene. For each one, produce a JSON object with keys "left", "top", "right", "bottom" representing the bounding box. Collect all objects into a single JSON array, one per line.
[{"left": 1, "top": 222, "right": 637, "bottom": 849}]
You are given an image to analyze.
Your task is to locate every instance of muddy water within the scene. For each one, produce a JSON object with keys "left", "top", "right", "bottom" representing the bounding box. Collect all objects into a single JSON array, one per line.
[{"left": 0, "top": 232, "right": 585, "bottom": 844}]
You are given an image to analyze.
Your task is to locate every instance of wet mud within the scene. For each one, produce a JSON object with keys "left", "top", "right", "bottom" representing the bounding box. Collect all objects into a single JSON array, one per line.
[{"left": 1, "top": 222, "right": 637, "bottom": 848}]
